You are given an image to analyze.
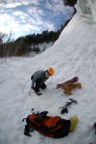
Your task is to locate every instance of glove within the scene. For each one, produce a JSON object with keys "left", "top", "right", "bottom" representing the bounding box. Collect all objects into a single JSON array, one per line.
[{"left": 31, "top": 87, "right": 35, "bottom": 90}]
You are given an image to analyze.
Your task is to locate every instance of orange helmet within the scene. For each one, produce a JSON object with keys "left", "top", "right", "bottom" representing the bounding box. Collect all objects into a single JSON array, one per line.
[{"left": 48, "top": 67, "right": 54, "bottom": 76}]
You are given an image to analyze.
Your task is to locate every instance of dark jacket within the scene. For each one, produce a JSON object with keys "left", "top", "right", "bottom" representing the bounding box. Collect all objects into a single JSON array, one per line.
[{"left": 31, "top": 70, "right": 49, "bottom": 88}]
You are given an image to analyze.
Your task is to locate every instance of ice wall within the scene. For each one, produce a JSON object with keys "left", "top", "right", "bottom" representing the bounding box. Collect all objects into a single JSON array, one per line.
[{"left": 75, "top": 0, "right": 96, "bottom": 24}]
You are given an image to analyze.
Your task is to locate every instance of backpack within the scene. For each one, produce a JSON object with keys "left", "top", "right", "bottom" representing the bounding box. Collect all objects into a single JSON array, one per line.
[{"left": 22, "top": 110, "right": 71, "bottom": 138}]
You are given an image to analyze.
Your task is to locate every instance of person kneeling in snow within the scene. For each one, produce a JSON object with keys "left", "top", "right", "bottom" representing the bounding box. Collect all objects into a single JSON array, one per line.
[{"left": 31, "top": 67, "right": 54, "bottom": 95}]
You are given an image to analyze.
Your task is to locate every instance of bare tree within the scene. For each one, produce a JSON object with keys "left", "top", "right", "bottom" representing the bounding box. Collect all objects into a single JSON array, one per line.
[{"left": 0, "top": 31, "right": 13, "bottom": 59}]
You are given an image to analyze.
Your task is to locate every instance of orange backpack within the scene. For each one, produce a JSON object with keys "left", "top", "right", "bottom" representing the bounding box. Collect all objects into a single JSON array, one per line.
[{"left": 22, "top": 110, "right": 71, "bottom": 138}]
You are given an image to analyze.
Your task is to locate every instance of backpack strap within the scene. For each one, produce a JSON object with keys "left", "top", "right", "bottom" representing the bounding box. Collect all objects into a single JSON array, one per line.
[
  {"left": 34, "top": 111, "right": 48, "bottom": 123},
  {"left": 24, "top": 124, "right": 32, "bottom": 137}
]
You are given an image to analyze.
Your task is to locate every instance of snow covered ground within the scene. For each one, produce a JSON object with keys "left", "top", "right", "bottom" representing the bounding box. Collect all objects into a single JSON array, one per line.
[{"left": 0, "top": 0, "right": 96, "bottom": 144}]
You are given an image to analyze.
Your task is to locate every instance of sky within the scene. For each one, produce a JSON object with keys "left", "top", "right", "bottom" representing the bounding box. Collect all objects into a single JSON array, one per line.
[
  {"left": 0, "top": 0, "right": 74, "bottom": 40},
  {"left": 0, "top": 0, "right": 96, "bottom": 144}
]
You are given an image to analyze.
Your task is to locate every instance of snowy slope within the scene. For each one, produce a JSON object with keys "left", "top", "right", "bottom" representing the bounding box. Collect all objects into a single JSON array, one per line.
[{"left": 0, "top": 1, "right": 96, "bottom": 144}]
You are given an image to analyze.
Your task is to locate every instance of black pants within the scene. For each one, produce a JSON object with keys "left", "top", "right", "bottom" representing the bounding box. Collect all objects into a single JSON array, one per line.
[{"left": 35, "top": 78, "right": 46, "bottom": 92}]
